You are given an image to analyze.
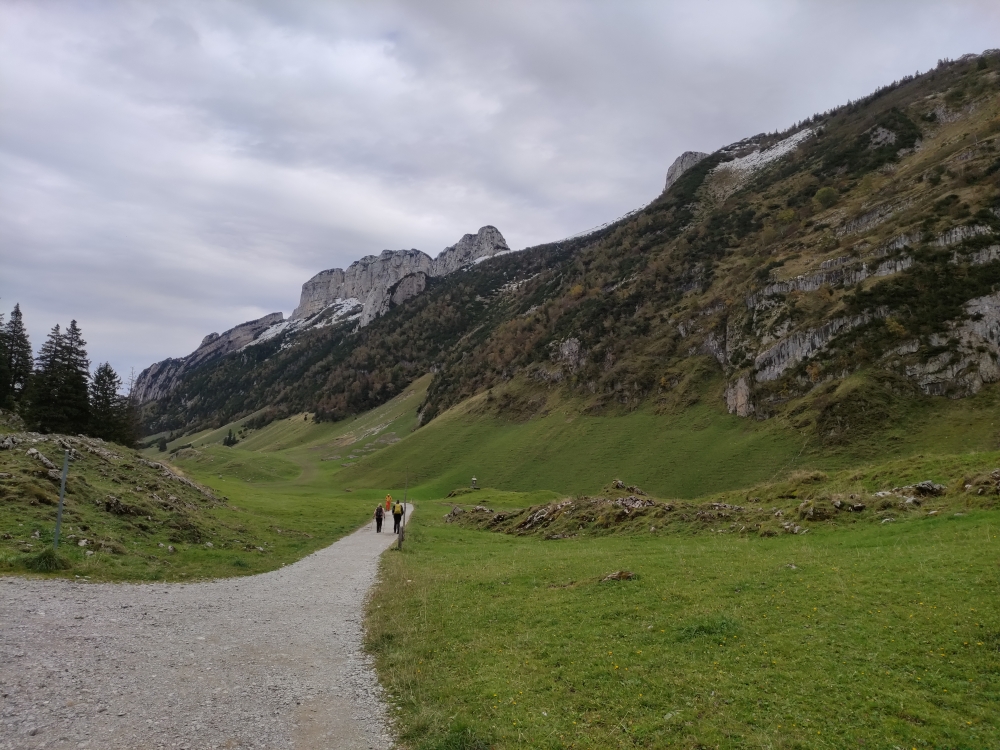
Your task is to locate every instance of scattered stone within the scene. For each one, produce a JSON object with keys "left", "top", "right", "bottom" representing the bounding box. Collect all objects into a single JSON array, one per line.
[
  {"left": 608, "top": 480, "right": 646, "bottom": 495},
  {"left": 26, "top": 447, "right": 57, "bottom": 470},
  {"left": 798, "top": 500, "right": 832, "bottom": 521},
  {"left": 881, "top": 517, "right": 895, "bottom": 524},
  {"left": 85, "top": 550, "right": 94, "bottom": 557},
  {"left": 31, "top": 530, "right": 40, "bottom": 539},
  {"left": 615, "top": 495, "right": 655, "bottom": 510},
  {"left": 77, "top": 539, "right": 89, "bottom": 547},
  {"left": 204, "top": 542, "right": 213, "bottom": 549},
  {"left": 0, "top": 472, "right": 11, "bottom": 479},
  {"left": 912, "top": 481, "right": 946, "bottom": 496},
  {"left": 158, "top": 543, "right": 165, "bottom": 548},
  {"left": 168, "top": 545, "right": 176, "bottom": 553},
  {"left": 849, "top": 503, "right": 866, "bottom": 512},
  {"left": 602, "top": 570, "right": 636, "bottom": 582}
]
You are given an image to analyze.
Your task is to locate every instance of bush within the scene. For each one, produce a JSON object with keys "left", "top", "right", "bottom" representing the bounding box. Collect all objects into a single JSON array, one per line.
[{"left": 814, "top": 186, "right": 839, "bottom": 209}]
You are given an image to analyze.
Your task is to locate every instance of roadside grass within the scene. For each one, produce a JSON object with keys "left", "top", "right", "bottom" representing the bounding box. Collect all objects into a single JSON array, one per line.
[
  {"left": 0, "top": 438, "right": 373, "bottom": 582},
  {"left": 367, "top": 505, "right": 1000, "bottom": 749}
]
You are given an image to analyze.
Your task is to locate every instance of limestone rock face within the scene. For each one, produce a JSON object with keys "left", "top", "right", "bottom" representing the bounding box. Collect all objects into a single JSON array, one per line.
[
  {"left": 664, "top": 151, "right": 709, "bottom": 193},
  {"left": 291, "top": 225, "right": 509, "bottom": 326},
  {"left": 389, "top": 273, "right": 427, "bottom": 307},
  {"left": 137, "top": 226, "right": 510, "bottom": 405},
  {"left": 905, "top": 291, "right": 1000, "bottom": 397},
  {"left": 134, "top": 312, "right": 283, "bottom": 403},
  {"left": 725, "top": 376, "right": 755, "bottom": 417}
]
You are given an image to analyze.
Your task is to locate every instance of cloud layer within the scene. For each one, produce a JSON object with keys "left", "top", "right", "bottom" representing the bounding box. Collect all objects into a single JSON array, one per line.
[{"left": 2, "top": 0, "right": 998, "bottom": 376}]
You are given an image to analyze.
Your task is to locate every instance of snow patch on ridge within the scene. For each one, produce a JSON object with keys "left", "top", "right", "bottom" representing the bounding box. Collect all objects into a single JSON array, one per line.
[
  {"left": 706, "top": 128, "right": 814, "bottom": 201},
  {"left": 241, "top": 298, "right": 362, "bottom": 352}
]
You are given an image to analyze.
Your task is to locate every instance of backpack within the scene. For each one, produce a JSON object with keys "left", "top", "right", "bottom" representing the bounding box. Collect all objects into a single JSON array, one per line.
[
  {"left": 375, "top": 506, "right": 383, "bottom": 518},
  {"left": 394, "top": 502, "right": 403, "bottom": 515}
]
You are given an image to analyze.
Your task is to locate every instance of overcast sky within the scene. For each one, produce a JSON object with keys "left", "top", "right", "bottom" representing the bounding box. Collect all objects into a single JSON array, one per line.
[{"left": 2, "top": 0, "right": 998, "bottom": 378}]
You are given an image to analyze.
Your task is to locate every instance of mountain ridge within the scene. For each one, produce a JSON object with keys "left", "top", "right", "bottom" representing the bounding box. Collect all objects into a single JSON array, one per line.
[
  {"left": 139, "top": 50, "right": 1000, "bottom": 447},
  {"left": 134, "top": 226, "right": 509, "bottom": 406}
]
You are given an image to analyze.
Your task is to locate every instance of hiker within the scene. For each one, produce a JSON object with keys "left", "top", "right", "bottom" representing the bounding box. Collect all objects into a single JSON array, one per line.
[
  {"left": 385, "top": 494, "right": 392, "bottom": 512},
  {"left": 374, "top": 504, "right": 384, "bottom": 533},
  {"left": 392, "top": 499, "right": 404, "bottom": 533}
]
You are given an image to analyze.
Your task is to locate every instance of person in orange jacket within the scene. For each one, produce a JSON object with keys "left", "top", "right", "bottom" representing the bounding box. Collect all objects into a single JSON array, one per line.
[{"left": 385, "top": 494, "right": 392, "bottom": 512}]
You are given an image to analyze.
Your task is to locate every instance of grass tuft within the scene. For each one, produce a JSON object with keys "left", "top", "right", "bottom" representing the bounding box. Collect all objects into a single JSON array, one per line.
[{"left": 23, "top": 547, "right": 72, "bottom": 572}]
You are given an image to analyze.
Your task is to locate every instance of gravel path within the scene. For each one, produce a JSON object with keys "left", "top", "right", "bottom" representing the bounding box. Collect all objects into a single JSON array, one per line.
[{"left": 0, "top": 505, "right": 410, "bottom": 750}]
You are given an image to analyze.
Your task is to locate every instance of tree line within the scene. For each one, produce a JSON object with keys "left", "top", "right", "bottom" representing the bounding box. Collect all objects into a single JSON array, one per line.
[{"left": 0, "top": 302, "right": 137, "bottom": 446}]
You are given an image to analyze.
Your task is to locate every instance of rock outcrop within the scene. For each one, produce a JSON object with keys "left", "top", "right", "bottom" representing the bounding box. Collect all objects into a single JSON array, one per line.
[
  {"left": 291, "top": 225, "right": 509, "bottom": 326},
  {"left": 663, "top": 151, "right": 709, "bottom": 193},
  {"left": 137, "top": 227, "right": 510, "bottom": 405},
  {"left": 134, "top": 312, "right": 283, "bottom": 403}
]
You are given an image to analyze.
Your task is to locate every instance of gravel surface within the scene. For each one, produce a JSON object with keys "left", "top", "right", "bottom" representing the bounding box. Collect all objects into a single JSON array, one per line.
[{"left": 0, "top": 505, "right": 410, "bottom": 750}]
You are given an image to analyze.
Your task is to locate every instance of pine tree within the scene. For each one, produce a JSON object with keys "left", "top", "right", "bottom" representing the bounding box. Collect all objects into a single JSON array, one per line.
[
  {"left": 60, "top": 320, "right": 90, "bottom": 434},
  {"left": 0, "top": 308, "right": 10, "bottom": 408},
  {"left": 26, "top": 324, "right": 65, "bottom": 432},
  {"left": 89, "top": 362, "right": 124, "bottom": 442},
  {"left": 118, "top": 368, "right": 140, "bottom": 448},
  {"left": 26, "top": 321, "right": 91, "bottom": 434},
  {"left": 5, "top": 304, "right": 33, "bottom": 403}
]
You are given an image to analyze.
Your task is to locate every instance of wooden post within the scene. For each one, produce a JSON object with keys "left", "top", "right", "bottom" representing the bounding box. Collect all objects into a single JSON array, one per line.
[{"left": 53, "top": 450, "right": 69, "bottom": 549}]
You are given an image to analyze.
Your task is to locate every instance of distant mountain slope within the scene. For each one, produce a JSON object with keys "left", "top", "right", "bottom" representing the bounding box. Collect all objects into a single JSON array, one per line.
[
  {"left": 142, "top": 51, "right": 1000, "bottom": 447},
  {"left": 135, "top": 226, "right": 508, "bottom": 410}
]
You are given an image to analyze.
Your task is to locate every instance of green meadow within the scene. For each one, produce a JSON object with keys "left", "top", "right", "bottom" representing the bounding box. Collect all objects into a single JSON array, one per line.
[{"left": 367, "top": 505, "right": 1000, "bottom": 749}]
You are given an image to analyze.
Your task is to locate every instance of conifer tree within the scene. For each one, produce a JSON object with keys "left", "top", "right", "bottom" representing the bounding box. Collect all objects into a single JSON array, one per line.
[
  {"left": 89, "top": 362, "right": 124, "bottom": 442},
  {"left": 5, "top": 304, "right": 33, "bottom": 402},
  {"left": 26, "top": 324, "right": 65, "bottom": 432},
  {"left": 61, "top": 320, "right": 91, "bottom": 433},
  {"left": 0, "top": 309, "right": 10, "bottom": 408},
  {"left": 26, "top": 321, "right": 91, "bottom": 434},
  {"left": 118, "top": 368, "right": 140, "bottom": 448}
]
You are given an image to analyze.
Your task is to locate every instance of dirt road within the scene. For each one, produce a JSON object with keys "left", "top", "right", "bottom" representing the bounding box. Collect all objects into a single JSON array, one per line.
[{"left": 0, "top": 506, "right": 410, "bottom": 749}]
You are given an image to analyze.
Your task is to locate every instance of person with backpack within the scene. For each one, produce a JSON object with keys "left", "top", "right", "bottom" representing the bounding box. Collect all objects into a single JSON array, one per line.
[
  {"left": 392, "top": 500, "right": 404, "bottom": 533},
  {"left": 374, "top": 504, "right": 384, "bottom": 533}
]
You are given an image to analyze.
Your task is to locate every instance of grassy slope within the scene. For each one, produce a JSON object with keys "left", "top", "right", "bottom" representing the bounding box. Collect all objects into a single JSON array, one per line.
[
  {"left": 338, "top": 374, "right": 1000, "bottom": 500},
  {"left": 0, "top": 379, "right": 431, "bottom": 581}
]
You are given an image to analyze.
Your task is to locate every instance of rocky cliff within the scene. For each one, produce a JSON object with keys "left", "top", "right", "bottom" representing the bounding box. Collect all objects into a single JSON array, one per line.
[
  {"left": 134, "top": 312, "right": 283, "bottom": 404},
  {"left": 291, "top": 225, "right": 509, "bottom": 325},
  {"left": 136, "top": 226, "right": 510, "bottom": 405},
  {"left": 663, "top": 151, "right": 709, "bottom": 192}
]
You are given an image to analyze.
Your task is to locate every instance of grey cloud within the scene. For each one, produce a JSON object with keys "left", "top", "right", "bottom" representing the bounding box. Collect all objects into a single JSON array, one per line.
[{"left": 2, "top": 0, "right": 999, "bottom": 377}]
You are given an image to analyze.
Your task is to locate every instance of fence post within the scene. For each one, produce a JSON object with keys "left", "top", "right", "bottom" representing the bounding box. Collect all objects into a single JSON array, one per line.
[{"left": 53, "top": 450, "right": 69, "bottom": 550}]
